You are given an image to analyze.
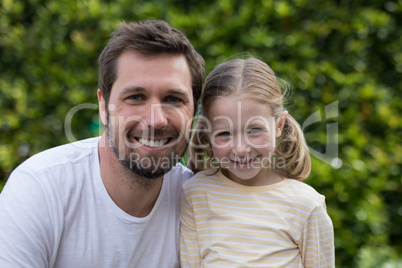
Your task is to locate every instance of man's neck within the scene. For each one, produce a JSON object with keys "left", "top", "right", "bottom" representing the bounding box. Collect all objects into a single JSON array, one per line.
[{"left": 98, "top": 134, "right": 163, "bottom": 218}]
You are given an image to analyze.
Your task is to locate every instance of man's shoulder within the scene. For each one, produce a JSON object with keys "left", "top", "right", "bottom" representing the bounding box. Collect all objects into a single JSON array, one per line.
[
  {"left": 4, "top": 137, "right": 100, "bottom": 209},
  {"left": 18, "top": 137, "right": 99, "bottom": 174},
  {"left": 166, "top": 162, "right": 193, "bottom": 185}
]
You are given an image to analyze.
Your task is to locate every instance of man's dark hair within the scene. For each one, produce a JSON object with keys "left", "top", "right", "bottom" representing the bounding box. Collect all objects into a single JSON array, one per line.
[{"left": 98, "top": 20, "right": 205, "bottom": 111}]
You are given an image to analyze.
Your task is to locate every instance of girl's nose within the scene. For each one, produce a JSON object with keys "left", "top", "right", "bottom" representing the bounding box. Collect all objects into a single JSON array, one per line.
[{"left": 232, "top": 137, "right": 251, "bottom": 156}]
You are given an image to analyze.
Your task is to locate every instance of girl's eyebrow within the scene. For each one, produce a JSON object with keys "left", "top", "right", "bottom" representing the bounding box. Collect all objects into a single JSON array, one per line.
[{"left": 247, "top": 121, "right": 267, "bottom": 127}]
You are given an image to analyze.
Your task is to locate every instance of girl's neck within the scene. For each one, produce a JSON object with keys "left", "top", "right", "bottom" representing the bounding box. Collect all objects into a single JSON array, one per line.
[{"left": 222, "top": 167, "right": 284, "bottom": 187}]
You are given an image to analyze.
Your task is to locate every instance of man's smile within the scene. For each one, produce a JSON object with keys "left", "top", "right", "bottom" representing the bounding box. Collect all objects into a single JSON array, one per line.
[{"left": 136, "top": 138, "right": 170, "bottom": 148}]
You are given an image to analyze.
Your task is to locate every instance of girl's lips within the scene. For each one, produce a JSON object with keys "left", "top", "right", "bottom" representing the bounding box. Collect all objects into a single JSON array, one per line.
[{"left": 230, "top": 157, "right": 257, "bottom": 168}]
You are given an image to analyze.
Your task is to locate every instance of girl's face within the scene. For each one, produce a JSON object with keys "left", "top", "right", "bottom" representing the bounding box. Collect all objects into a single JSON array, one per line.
[{"left": 206, "top": 95, "right": 286, "bottom": 186}]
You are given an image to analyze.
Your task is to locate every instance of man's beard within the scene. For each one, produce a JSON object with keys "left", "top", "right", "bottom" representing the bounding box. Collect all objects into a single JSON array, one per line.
[{"left": 106, "top": 118, "right": 186, "bottom": 179}]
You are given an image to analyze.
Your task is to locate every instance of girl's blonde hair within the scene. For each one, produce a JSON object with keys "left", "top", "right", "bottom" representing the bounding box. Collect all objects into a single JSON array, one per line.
[{"left": 188, "top": 57, "right": 311, "bottom": 181}]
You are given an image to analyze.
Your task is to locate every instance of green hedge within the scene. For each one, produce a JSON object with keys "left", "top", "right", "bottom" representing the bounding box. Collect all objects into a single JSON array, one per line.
[{"left": 1, "top": 0, "right": 401, "bottom": 266}]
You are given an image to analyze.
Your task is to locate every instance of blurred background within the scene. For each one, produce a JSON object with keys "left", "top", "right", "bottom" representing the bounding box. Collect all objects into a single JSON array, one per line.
[{"left": 0, "top": 0, "right": 401, "bottom": 266}]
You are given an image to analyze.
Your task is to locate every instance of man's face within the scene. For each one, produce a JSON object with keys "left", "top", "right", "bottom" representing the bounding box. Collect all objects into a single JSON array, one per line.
[{"left": 98, "top": 51, "right": 194, "bottom": 179}]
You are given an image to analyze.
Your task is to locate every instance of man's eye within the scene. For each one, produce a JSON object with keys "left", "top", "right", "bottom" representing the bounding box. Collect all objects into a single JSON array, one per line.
[
  {"left": 127, "top": 95, "right": 144, "bottom": 101},
  {"left": 165, "top": 96, "right": 183, "bottom": 103}
]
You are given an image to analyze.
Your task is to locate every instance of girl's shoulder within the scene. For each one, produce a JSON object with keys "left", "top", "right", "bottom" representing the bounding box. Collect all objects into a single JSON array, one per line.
[
  {"left": 280, "top": 179, "right": 326, "bottom": 205},
  {"left": 183, "top": 169, "right": 223, "bottom": 189}
]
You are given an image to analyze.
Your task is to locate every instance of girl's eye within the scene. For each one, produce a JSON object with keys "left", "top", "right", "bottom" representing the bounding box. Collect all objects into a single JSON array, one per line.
[
  {"left": 218, "top": 131, "right": 231, "bottom": 137},
  {"left": 249, "top": 128, "right": 262, "bottom": 133}
]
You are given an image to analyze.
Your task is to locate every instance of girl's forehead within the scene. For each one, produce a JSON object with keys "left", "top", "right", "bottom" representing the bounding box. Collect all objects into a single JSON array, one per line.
[
  {"left": 208, "top": 94, "right": 271, "bottom": 113},
  {"left": 206, "top": 95, "right": 275, "bottom": 125}
]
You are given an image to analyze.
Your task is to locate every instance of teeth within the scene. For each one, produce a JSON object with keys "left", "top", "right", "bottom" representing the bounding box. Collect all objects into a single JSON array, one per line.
[
  {"left": 138, "top": 138, "right": 169, "bottom": 147},
  {"left": 233, "top": 158, "right": 253, "bottom": 165},
  {"left": 234, "top": 159, "right": 252, "bottom": 163}
]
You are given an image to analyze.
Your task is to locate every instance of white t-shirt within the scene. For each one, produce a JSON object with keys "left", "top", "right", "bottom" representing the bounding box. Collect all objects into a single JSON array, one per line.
[{"left": 0, "top": 137, "right": 192, "bottom": 268}]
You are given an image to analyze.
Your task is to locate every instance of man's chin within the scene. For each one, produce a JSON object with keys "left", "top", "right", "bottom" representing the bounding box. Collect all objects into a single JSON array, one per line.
[
  {"left": 120, "top": 151, "right": 181, "bottom": 179},
  {"left": 127, "top": 164, "right": 170, "bottom": 179}
]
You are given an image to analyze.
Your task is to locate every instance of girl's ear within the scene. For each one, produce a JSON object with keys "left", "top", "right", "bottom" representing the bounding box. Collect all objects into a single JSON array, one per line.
[
  {"left": 198, "top": 117, "right": 211, "bottom": 139},
  {"left": 198, "top": 118, "right": 207, "bottom": 129},
  {"left": 276, "top": 110, "right": 288, "bottom": 138}
]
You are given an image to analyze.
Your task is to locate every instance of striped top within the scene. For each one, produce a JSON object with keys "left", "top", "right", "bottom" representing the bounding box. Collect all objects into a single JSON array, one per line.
[{"left": 180, "top": 170, "right": 335, "bottom": 268}]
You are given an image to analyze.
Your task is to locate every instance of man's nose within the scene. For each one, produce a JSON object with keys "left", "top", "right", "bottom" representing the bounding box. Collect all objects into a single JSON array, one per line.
[{"left": 147, "top": 103, "right": 168, "bottom": 129}]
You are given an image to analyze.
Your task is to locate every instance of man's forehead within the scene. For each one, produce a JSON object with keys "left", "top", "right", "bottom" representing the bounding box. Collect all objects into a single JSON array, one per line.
[{"left": 112, "top": 51, "right": 193, "bottom": 97}]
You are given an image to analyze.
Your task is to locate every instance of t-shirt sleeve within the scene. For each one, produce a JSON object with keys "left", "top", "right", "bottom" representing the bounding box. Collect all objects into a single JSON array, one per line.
[
  {"left": 0, "top": 167, "right": 54, "bottom": 268},
  {"left": 299, "top": 200, "right": 335, "bottom": 267},
  {"left": 180, "top": 189, "right": 202, "bottom": 268}
]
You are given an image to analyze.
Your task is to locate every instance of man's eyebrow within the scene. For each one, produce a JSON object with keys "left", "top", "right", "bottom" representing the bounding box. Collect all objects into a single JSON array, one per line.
[
  {"left": 165, "top": 89, "right": 191, "bottom": 99},
  {"left": 118, "top": 87, "right": 191, "bottom": 100},
  {"left": 119, "top": 87, "right": 146, "bottom": 96}
]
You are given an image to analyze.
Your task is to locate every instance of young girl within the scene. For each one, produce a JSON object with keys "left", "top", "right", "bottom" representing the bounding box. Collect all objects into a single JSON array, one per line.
[{"left": 180, "top": 57, "right": 335, "bottom": 267}]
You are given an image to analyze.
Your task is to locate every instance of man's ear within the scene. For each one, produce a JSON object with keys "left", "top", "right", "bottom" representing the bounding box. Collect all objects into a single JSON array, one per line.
[
  {"left": 276, "top": 110, "right": 288, "bottom": 138},
  {"left": 98, "top": 89, "right": 107, "bottom": 126}
]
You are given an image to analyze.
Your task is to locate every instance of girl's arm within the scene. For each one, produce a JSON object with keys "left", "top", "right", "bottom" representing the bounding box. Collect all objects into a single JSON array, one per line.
[
  {"left": 299, "top": 201, "right": 335, "bottom": 267},
  {"left": 179, "top": 192, "right": 202, "bottom": 268}
]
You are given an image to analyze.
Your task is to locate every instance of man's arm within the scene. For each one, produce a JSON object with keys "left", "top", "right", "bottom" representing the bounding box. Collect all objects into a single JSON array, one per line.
[{"left": 0, "top": 168, "right": 54, "bottom": 268}]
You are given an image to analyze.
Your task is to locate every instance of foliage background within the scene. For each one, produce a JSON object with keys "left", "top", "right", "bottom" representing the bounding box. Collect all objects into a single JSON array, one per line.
[{"left": 0, "top": 0, "right": 401, "bottom": 266}]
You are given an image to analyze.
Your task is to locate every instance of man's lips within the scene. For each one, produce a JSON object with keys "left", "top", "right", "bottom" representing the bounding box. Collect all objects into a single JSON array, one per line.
[
  {"left": 128, "top": 128, "right": 178, "bottom": 148},
  {"left": 134, "top": 137, "right": 173, "bottom": 148}
]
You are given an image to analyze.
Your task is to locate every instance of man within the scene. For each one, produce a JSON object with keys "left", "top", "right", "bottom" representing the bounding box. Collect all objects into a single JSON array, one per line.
[{"left": 0, "top": 20, "right": 205, "bottom": 267}]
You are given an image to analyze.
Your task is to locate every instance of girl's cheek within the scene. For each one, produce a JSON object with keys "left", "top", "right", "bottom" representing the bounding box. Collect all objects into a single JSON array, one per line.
[
  {"left": 248, "top": 135, "right": 272, "bottom": 148},
  {"left": 212, "top": 137, "right": 232, "bottom": 148}
]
